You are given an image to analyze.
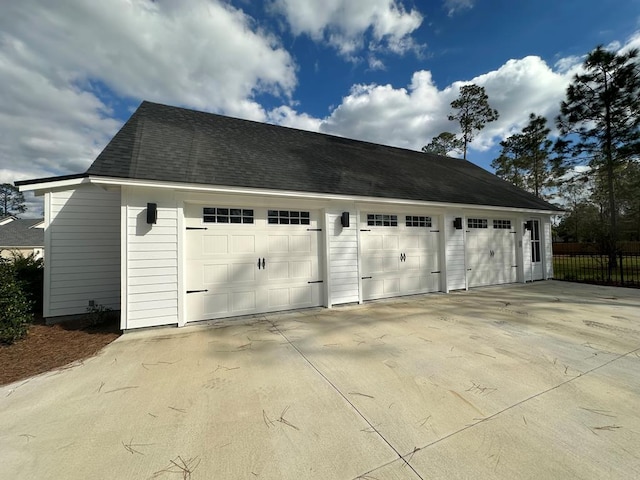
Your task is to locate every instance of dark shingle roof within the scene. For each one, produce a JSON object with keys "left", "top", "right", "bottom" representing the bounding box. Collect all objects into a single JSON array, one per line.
[
  {"left": 0, "top": 218, "right": 44, "bottom": 248},
  {"left": 84, "top": 101, "right": 559, "bottom": 211}
]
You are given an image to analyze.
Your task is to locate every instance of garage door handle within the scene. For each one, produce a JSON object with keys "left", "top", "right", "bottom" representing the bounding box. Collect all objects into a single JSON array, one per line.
[
  {"left": 262, "top": 258, "right": 266, "bottom": 269},
  {"left": 258, "top": 258, "right": 261, "bottom": 269}
]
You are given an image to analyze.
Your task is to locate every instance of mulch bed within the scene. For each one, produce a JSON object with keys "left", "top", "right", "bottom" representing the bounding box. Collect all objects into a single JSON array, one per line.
[{"left": 0, "top": 316, "right": 120, "bottom": 386}]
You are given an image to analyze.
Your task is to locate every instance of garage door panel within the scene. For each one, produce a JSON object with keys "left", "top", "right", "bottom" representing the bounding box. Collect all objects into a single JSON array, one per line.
[
  {"left": 383, "top": 235, "right": 399, "bottom": 250},
  {"left": 203, "top": 263, "right": 229, "bottom": 284},
  {"left": 401, "top": 235, "right": 419, "bottom": 249},
  {"left": 232, "top": 291, "right": 257, "bottom": 312},
  {"left": 267, "top": 235, "right": 289, "bottom": 253},
  {"left": 290, "top": 260, "right": 312, "bottom": 279},
  {"left": 203, "top": 235, "right": 228, "bottom": 255},
  {"left": 466, "top": 219, "right": 516, "bottom": 288},
  {"left": 186, "top": 205, "right": 322, "bottom": 322},
  {"left": 267, "top": 261, "right": 289, "bottom": 280},
  {"left": 290, "top": 235, "right": 311, "bottom": 253},
  {"left": 405, "top": 254, "right": 420, "bottom": 269},
  {"left": 363, "top": 235, "right": 383, "bottom": 250},
  {"left": 361, "top": 213, "right": 441, "bottom": 301},
  {"left": 267, "top": 288, "right": 289, "bottom": 307},
  {"left": 229, "top": 262, "right": 256, "bottom": 283},
  {"left": 290, "top": 285, "right": 313, "bottom": 305},
  {"left": 231, "top": 235, "right": 256, "bottom": 254},
  {"left": 367, "top": 256, "right": 384, "bottom": 273},
  {"left": 401, "top": 275, "right": 422, "bottom": 293},
  {"left": 383, "top": 256, "right": 400, "bottom": 272},
  {"left": 202, "top": 292, "right": 229, "bottom": 316}
]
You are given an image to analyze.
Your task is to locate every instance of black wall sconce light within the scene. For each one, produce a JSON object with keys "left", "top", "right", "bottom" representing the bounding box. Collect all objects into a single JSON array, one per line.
[
  {"left": 147, "top": 203, "right": 158, "bottom": 225},
  {"left": 524, "top": 220, "right": 533, "bottom": 231},
  {"left": 453, "top": 217, "right": 463, "bottom": 229},
  {"left": 341, "top": 211, "right": 350, "bottom": 228}
]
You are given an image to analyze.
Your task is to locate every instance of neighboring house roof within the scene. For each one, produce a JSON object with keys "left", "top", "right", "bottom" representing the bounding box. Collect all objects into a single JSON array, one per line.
[
  {"left": 0, "top": 215, "right": 17, "bottom": 226},
  {"left": 0, "top": 218, "right": 44, "bottom": 248},
  {"left": 21, "top": 101, "right": 561, "bottom": 212}
]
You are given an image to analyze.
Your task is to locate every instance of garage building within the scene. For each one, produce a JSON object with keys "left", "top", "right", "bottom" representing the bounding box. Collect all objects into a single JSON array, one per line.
[{"left": 18, "top": 101, "right": 560, "bottom": 330}]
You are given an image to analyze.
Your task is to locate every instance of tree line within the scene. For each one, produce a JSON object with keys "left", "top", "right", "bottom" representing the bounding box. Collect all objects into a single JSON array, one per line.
[{"left": 424, "top": 45, "right": 640, "bottom": 264}]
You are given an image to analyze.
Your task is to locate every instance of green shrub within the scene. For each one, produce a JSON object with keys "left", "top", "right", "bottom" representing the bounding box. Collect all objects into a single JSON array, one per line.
[
  {"left": 10, "top": 252, "right": 44, "bottom": 314},
  {"left": 0, "top": 260, "right": 33, "bottom": 344}
]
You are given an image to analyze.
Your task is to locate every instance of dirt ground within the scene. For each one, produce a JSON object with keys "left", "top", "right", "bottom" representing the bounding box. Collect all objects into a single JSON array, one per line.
[{"left": 0, "top": 317, "right": 120, "bottom": 386}]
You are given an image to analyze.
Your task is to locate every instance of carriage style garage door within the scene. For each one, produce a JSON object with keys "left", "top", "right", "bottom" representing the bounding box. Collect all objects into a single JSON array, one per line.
[
  {"left": 466, "top": 218, "right": 517, "bottom": 288},
  {"left": 360, "top": 213, "right": 441, "bottom": 300},
  {"left": 185, "top": 204, "right": 323, "bottom": 322}
]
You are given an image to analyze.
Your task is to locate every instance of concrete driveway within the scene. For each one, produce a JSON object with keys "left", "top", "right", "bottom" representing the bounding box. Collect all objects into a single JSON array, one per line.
[{"left": 1, "top": 281, "right": 639, "bottom": 479}]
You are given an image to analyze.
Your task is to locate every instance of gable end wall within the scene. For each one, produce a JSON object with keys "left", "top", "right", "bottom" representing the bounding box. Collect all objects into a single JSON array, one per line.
[{"left": 46, "top": 185, "right": 120, "bottom": 318}]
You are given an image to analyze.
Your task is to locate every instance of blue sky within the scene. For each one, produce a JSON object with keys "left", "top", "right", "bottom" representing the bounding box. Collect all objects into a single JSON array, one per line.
[{"left": 1, "top": 0, "right": 639, "bottom": 214}]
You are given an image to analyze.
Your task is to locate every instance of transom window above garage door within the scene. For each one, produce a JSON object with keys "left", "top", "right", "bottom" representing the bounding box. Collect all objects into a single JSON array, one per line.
[
  {"left": 406, "top": 216, "right": 432, "bottom": 227},
  {"left": 467, "top": 218, "right": 488, "bottom": 228},
  {"left": 268, "top": 210, "right": 310, "bottom": 225},
  {"left": 203, "top": 207, "right": 254, "bottom": 224},
  {"left": 493, "top": 219, "right": 512, "bottom": 229},
  {"left": 367, "top": 214, "right": 398, "bottom": 226}
]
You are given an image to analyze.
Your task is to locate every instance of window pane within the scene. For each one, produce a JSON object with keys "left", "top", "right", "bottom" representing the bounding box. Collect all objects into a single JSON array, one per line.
[
  {"left": 217, "top": 216, "right": 229, "bottom": 223},
  {"left": 301, "top": 212, "right": 310, "bottom": 218},
  {"left": 243, "top": 217, "right": 253, "bottom": 224},
  {"left": 301, "top": 218, "right": 310, "bottom": 225},
  {"left": 268, "top": 210, "right": 278, "bottom": 217},
  {"left": 268, "top": 218, "right": 278, "bottom": 224},
  {"left": 230, "top": 217, "right": 241, "bottom": 223},
  {"left": 203, "top": 207, "right": 215, "bottom": 215}
]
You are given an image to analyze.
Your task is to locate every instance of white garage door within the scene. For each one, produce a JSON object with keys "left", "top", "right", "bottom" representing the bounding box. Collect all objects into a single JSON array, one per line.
[
  {"left": 185, "top": 204, "right": 323, "bottom": 322},
  {"left": 466, "top": 218, "right": 517, "bottom": 288},
  {"left": 361, "top": 213, "right": 441, "bottom": 300}
]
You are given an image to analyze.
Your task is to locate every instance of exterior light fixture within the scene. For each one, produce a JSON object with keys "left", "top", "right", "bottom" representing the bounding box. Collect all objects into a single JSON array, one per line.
[
  {"left": 341, "top": 211, "right": 350, "bottom": 227},
  {"left": 147, "top": 203, "right": 158, "bottom": 224}
]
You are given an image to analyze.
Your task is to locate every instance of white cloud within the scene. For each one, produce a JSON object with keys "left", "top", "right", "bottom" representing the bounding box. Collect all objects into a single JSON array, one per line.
[
  {"left": 0, "top": 0, "right": 297, "bottom": 189},
  {"left": 444, "top": 0, "right": 475, "bottom": 17},
  {"left": 318, "top": 55, "right": 574, "bottom": 154},
  {"left": 270, "top": 0, "right": 423, "bottom": 58},
  {"left": 267, "top": 106, "right": 322, "bottom": 131}
]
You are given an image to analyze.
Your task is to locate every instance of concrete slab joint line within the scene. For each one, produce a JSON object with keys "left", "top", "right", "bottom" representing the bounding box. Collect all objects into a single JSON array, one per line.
[
  {"left": 408, "top": 344, "right": 640, "bottom": 452},
  {"left": 267, "top": 318, "right": 426, "bottom": 480},
  {"left": 268, "top": 317, "right": 640, "bottom": 480}
]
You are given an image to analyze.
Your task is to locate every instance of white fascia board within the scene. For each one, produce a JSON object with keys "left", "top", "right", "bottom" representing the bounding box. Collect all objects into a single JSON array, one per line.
[
  {"left": 89, "top": 176, "right": 560, "bottom": 215},
  {"left": 18, "top": 177, "right": 90, "bottom": 195}
]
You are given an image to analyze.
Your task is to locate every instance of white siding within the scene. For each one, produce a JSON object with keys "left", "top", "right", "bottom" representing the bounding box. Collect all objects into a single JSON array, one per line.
[
  {"left": 124, "top": 188, "right": 179, "bottom": 329},
  {"left": 543, "top": 217, "right": 553, "bottom": 279},
  {"left": 444, "top": 213, "right": 466, "bottom": 291},
  {"left": 327, "top": 210, "right": 359, "bottom": 305},
  {"left": 47, "top": 185, "right": 120, "bottom": 317}
]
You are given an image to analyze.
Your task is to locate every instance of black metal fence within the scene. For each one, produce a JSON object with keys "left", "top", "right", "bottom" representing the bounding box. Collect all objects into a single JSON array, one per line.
[{"left": 552, "top": 243, "right": 640, "bottom": 288}]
